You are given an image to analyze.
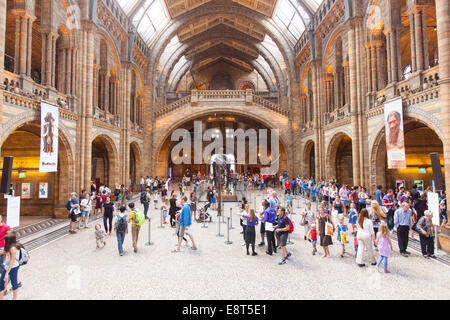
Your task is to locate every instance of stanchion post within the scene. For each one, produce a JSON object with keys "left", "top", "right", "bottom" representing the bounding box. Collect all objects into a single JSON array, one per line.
[
  {"left": 229, "top": 207, "right": 234, "bottom": 229},
  {"left": 225, "top": 217, "right": 232, "bottom": 245},
  {"left": 158, "top": 208, "right": 164, "bottom": 228},
  {"left": 221, "top": 203, "right": 226, "bottom": 224},
  {"left": 216, "top": 212, "right": 223, "bottom": 237},
  {"left": 145, "top": 218, "right": 154, "bottom": 246}
]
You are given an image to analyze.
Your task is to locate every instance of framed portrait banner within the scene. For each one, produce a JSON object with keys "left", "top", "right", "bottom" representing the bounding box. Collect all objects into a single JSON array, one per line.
[
  {"left": 384, "top": 98, "right": 406, "bottom": 169},
  {"left": 38, "top": 182, "right": 50, "bottom": 199},
  {"left": 21, "top": 182, "right": 32, "bottom": 199},
  {"left": 40, "top": 102, "right": 59, "bottom": 172}
]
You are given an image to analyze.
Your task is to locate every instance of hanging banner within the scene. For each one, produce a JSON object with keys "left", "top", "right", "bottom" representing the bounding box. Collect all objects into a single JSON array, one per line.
[
  {"left": 384, "top": 98, "right": 406, "bottom": 169},
  {"left": 40, "top": 102, "right": 59, "bottom": 172},
  {"left": 7, "top": 196, "right": 21, "bottom": 228}
]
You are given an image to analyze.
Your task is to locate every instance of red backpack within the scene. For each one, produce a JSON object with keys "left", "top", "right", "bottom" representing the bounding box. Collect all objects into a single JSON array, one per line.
[{"left": 284, "top": 216, "right": 294, "bottom": 234}]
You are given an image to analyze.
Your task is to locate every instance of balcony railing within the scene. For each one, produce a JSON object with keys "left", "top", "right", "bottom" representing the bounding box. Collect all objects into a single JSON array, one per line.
[
  {"left": 155, "top": 90, "right": 288, "bottom": 119},
  {"left": 372, "top": 66, "right": 440, "bottom": 110},
  {"left": 2, "top": 71, "right": 76, "bottom": 112}
]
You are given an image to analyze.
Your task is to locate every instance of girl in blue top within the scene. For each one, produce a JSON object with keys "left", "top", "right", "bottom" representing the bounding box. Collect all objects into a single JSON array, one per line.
[
  {"left": 242, "top": 209, "right": 259, "bottom": 256},
  {"left": 348, "top": 202, "right": 358, "bottom": 235}
]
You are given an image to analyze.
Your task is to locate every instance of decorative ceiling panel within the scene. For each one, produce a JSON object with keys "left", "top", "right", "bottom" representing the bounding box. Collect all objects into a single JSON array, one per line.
[
  {"left": 192, "top": 56, "right": 253, "bottom": 72},
  {"left": 186, "top": 39, "right": 258, "bottom": 59},
  {"left": 231, "top": 0, "right": 277, "bottom": 17},
  {"left": 164, "top": 0, "right": 213, "bottom": 18},
  {"left": 177, "top": 14, "right": 265, "bottom": 42}
]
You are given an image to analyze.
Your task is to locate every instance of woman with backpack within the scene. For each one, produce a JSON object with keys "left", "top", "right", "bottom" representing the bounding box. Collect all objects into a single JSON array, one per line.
[
  {"left": 114, "top": 206, "right": 128, "bottom": 256},
  {"left": 0, "top": 231, "right": 22, "bottom": 300}
]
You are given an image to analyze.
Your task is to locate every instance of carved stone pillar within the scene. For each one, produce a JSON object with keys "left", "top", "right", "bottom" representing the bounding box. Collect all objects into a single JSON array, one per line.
[
  {"left": 348, "top": 19, "right": 361, "bottom": 186},
  {"left": 0, "top": 0, "right": 6, "bottom": 85},
  {"left": 385, "top": 26, "right": 402, "bottom": 83},
  {"left": 376, "top": 42, "right": 386, "bottom": 89},
  {"left": 13, "top": 10, "right": 35, "bottom": 76},
  {"left": 41, "top": 31, "right": 59, "bottom": 87},
  {"left": 57, "top": 47, "right": 66, "bottom": 92},
  {"left": 436, "top": 0, "right": 450, "bottom": 207},
  {"left": 93, "top": 64, "right": 99, "bottom": 107}
]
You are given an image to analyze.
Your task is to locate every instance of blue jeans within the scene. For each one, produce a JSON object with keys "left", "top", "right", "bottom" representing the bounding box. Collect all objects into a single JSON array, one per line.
[
  {"left": 143, "top": 202, "right": 149, "bottom": 218},
  {"left": 0, "top": 266, "right": 19, "bottom": 291},
  {"left": 116, "top": 232, "right": 126, "bottom": 254},
  {"left": 377, "top": 256, "right": 389, "bottom": 270}
]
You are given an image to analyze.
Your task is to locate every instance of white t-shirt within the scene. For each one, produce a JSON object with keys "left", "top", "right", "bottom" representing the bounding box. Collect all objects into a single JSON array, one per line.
[
  {"left": 357, "top": 218, "right": 375, "bottom": 237},
  {"left": 81, "top": 198, "right": 92, "bottom": 212}
]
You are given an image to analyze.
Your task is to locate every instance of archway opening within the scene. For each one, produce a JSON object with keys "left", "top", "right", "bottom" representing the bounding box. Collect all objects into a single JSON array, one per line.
[
  {"left": 303, "top": 141, "right": 315, "bottom": 179},
  {"left": 157, "top": 113, "right": 288, "bottom": 181},
  {"left": 91, "top": 137, "right": 113, "bottom": 188},
  {"left": 328, "top": 134, "right": 353, "bottom": 186},
  {"left": 0, "top": 122, "right": 72, "bottom": 217},
  {"left": 375, "top": 120, "right": 444, "bottom": 191}
]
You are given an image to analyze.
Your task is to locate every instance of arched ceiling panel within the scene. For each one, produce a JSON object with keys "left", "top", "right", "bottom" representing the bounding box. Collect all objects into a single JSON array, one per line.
[
  {"left": 186, "top": 39, "right": 258, "bottom": 60},
  {"left": 177, "top": 14, "right": 265, "bottom": 42}
]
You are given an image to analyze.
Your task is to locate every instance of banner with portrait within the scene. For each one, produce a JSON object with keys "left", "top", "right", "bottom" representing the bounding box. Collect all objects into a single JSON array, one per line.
[
  {"left": 384, "top": 98, "right": 406, "bottom": 169},
  {"left": 40, "top": 102, "right": 59, "bottom": 172}
]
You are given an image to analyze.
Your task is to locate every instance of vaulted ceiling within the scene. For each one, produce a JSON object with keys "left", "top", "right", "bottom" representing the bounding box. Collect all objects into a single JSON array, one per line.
[{"left": 116, "top": 0, "right": 326, "bottom": 93}]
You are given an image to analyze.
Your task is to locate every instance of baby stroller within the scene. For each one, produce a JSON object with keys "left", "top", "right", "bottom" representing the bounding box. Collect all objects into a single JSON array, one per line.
[{"left": 197, "top": 202, "right": 212, "bottom": 222}]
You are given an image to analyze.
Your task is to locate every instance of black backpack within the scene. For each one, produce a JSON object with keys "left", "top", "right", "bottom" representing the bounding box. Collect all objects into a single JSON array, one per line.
[
  {"left": 140, "top": 191, "right": 148, "bottom": 204},
  {"left": 116, "top": 215, "right": 128, "bottom": 233}
]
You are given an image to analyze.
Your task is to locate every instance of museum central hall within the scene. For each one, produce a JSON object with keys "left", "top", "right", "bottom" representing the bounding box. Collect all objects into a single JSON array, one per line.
[
  {"left": 0, "top": 0, "right": 450, "bottom": 303},
  {"left": 0, "top": 0, "right": 448, "bottom": 218}
]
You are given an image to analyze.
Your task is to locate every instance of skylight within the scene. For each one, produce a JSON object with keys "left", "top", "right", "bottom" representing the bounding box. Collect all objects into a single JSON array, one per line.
[
  {"left": 273, "top": 0, "right": 312, "bottom": 41},
  {"left": 118, "top": 0, "right": 170, "bottom": 45}
]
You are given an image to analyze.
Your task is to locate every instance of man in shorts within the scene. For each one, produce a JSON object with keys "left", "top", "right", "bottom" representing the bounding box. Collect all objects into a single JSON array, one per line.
[
  {"left": 173, "top": 196, "right": 197, "bottom": 252},
  {"left": 275, "top": 207, "right": 292, "bottom": 265}
]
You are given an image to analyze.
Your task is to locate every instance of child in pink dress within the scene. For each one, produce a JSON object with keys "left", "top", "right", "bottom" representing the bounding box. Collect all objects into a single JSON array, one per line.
[{"left": 375, "top": 223, "right": 393, "bottom": 273}]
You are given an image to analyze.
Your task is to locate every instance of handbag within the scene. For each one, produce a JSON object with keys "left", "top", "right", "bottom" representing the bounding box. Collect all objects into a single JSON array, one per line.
[
  {"left": 325, "top": 221, "right": 334, "bottom": 236},
  {"left": 300, "top": 212, "right": 307, "bottom": 226}
]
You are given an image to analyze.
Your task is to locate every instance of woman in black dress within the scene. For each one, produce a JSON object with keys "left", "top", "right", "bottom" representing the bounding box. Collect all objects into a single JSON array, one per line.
[
  {"left": 169, "top": 193, "right": 179, "bottom": 228},
  {"left": 317, "top": 207, "right": 334, "bottom": 258},
  {"left": 190, "top": 192, "right": 197, "bottom": 221}
]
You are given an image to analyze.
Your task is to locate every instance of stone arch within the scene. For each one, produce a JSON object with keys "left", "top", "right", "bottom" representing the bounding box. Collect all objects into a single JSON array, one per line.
[
  {"left": 153, "top": 109, "right": 291, "bottom": 178},
  {"left": 369, "top": 114, "right": 444, "bottom": 193},
  {"left": 238, "top": 81, "right": 256, "bottom": 91},
  {"left": 91, "top": 133, "right": 120, "bottom": 187},
  {"left": 302, "top": 139, "right": 315, "bottom": 178},
  {"left": 129, "top": 141, "right": 143, "bottom": 188},
  {"left": 326, "top": 131, "right": 353, "bottom": 184},
  {"left": 0, "top": 117, "right": 75, "bottom": 217}
]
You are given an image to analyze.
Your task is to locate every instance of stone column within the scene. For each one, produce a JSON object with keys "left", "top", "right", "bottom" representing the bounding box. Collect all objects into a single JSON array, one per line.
[
  {"left": 376, "top": 42, "right": 386, "bottom": 89},
  {"left": 436, "top": 0, "right": 450, "bottom": 206},
  {"left": 413, "top": 6, "right": 429, "bottom": 71},
  {"left": 385, "top": 26, "right": 402, "bottom": 83},
  {"left": 75, "top": 21, "right": 95, "bottom": 191},
  {"left": 57, "top": 47, "right": 66, "bottom": 92},
  {"left": 343, "top": 62, "right": 350, "bottom": 105},
  {"left": 93, "top": 64, "right": 99, "bottom": 107},
  {"left": 409, "top": 12, "right": 418, "bottom": 72},
  {"left": 65, "top": 48, "right": 73, "bottom": 95},
  {"left": 13, "top": 10, "right": 35, "bottom": 76},
  {"left": 0, "top": 0, "right": 6, "bottom": 124},
  {"left": 0, "top": 0, "right": 5, "bottom": 82},
  {"left": 370, "top": 44, "right": 378, "bottom": 92},
  {"left": 104, "top": 73, "right": 110, "bottom": 113},
  {"left": 41, "top": 31, "right": 59, "bottom": 87},
  {"left": 348, "top": 19, "right": 361, "bottom": 186}
]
